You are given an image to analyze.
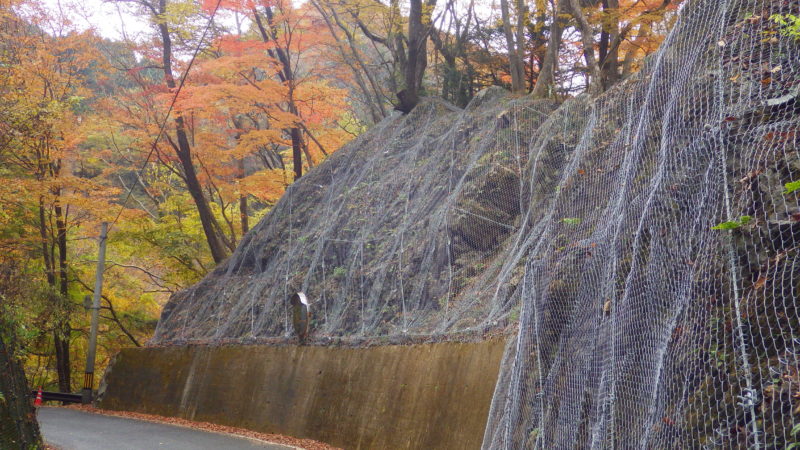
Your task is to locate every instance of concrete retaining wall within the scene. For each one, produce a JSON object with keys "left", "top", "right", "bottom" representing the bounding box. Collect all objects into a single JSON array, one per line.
[{"left": 99, "top": 339, "right": 506, "bottom": 449}]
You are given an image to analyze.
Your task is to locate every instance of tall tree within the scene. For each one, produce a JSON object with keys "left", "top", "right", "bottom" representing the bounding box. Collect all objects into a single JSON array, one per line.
[
  {"left": 310, "top": 0, "right": 390, "bottom": 122},
  {"left": 429, "top": 0, "right": 478, "bottom": 106},
  {"left": 333, "top": 0, "right": 437, "bottom": 113},
  {"left": 499, "top": 0, "right": 526, "bottom": 93},
  {"left": 396, "top": 0, "right": 437, "bottom": 112},
  {"left": 116, "top": 0, "right": 230, "bottom": 262},
  {"left": 532, "top": 0, "right": 680, "bottom": 97},
  {"left": 531, "top": 0, "right": 570, "bottom": 98},
  {"left": 568, "top": 0, "right": 602, "bottom": 94},
  {"left": 0, "top": 6, "right": 117, "bottom": 391},
  {"left": 597, "top": 0, "right": 621, "bottom": 89},
  {"left": 251, "top": 3, "right": 306, "bottom": 180}
]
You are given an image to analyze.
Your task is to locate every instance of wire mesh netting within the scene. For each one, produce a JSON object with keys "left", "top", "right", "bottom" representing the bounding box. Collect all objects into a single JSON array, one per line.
[{"left": 152, "top": 0, "right": 800, "bottom": 447}]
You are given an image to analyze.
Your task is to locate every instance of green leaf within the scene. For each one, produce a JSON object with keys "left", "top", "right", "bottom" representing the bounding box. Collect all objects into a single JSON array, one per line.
[
  {"left": 711, "top": 216, "right": 752, "bottom": 230},
  {"left": 561, "top": 217, "right": 581, "bottom": 225},
  {"left": 771, "top": 13, "right": 800, "bottom": 40},
  {"left": 784, "top": 180, "right": 800, "bottom": 195},
  {"left": 792, "top": 422, "right": 800, "bottom": 436},
  {"left": 787, "top": 443, "right": 800, "bottom": 450},
  {"left": 771, "top": 14, "right": 788, "bottom": 26},
  {"left": 712, "top": 221, "right": 738, "bottom": 230}
]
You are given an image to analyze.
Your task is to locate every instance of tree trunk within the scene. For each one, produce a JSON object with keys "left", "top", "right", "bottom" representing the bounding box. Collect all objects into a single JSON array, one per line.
[
  {"left": 397, "top": 0, "right": 435, "bottom": 113},
  {"left": 514, "top": 0, "right": 527, "bottom": 89},
  {"left": 598, "top": 0, "right": 620, "bottom": 89},
  {"left": 239, "top": 195, "right": 249, "bottom": 235},
  {"left": 500, "top": 0, "right": 524, "bottom": 93},
  {"left": 525, "top": 0, "right": 548, "bottom": 91},
  {"left": 37, "top": 199, "right": 71, "bottom": 393},
  {"left": 622, "top": 24, "right": 650, "bottom": 78},
  {"left": 171, "top": 128, "right": 229, "bottom": 263},
  {"left": 37, "top": 200, "right": 54, "bottom": 287},
  {"left": 429, "top": 32, "right": 460, "bottom": 104},
  {"left": 311, "top": 0, "right": 387, "bottom": 123},
  {"left": 157, "top": 2, "right": 228, "bottom": 263},
  {"left": 568, "top": 0, "right": 602, "bottom": 94},
  {"left": 254, "top": 6, "right": 306, "bottom": 180},
  {"left": 237, "top": 159, "right": 249, "bottom": 235},
  {"left": 290, "top": 127, "right": 303, "bottom": 180},
  {"left": 0, "top": 337, "right": 42, "bottom": 448},
  {"left": 531, "top": 0, "right": 569, "bottom": 98},
  {"left": 53, "top": 193, "right": 71, "bottom": 393},
  {"left": 52, "top": 331, "right": 70, "bottom": 392}
]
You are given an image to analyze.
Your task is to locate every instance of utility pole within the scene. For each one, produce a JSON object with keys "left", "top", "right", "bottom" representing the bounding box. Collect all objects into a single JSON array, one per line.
[{"left": 82, "top": 222, "right": 107, "bottom": 404}]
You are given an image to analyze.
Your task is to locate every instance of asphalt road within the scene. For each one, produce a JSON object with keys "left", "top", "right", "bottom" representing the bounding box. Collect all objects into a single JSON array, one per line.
[{"left": 38, "top": 407, "right": 291, "bottom": 450}]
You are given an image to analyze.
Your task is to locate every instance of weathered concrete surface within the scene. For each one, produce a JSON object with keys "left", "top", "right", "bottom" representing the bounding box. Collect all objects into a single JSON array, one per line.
[{"left": 100, "top": 339, "right": 507, "bottom": 449}]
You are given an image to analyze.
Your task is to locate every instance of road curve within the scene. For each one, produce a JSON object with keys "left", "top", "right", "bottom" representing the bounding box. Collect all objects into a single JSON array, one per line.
[{"left": 38, "top": 407, "right": 292, "bottom": 450}]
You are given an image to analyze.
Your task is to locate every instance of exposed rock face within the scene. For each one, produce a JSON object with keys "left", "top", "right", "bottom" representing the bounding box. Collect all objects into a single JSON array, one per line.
[{"left": 151, "top": 0, "right": 799, "bottom": 447}]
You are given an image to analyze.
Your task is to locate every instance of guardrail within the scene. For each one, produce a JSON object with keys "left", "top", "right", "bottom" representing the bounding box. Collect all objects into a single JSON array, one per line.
[{"left": 31, "top": 390, "right": 83, "bottom": 404}]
